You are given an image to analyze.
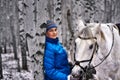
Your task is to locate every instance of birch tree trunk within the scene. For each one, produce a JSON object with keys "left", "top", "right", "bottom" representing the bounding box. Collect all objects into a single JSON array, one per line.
[
  {"left": 18, "top": 0, "right": 28, "bottom": 71},
  {"left": 0, "top": 47, "right": 3, "bottom": 79},
  {"left": 10, "top": 15, "right": 18, "bottom": 59}
]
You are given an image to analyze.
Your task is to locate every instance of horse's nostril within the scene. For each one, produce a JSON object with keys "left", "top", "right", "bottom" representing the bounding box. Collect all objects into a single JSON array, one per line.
[
  {"left": 75, "top": 61, "right": 80, "bottom": 65},
  {"left": 79, "top": 70, "right": 83, "bottom": 74},
  {"left": 72, "top": 74, "right": 79, "bottom": 78}
]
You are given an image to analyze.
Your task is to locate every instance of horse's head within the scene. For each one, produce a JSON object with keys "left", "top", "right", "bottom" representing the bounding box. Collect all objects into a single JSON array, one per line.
[
  {"left": 71, "top": 21, "right": 120, "bottom": 80},
  {"left": 71, "top": 26, "right": 98, "bottom": 78},
  {"left": 71, "top": 23, "right": 108, "bottom": 79}
]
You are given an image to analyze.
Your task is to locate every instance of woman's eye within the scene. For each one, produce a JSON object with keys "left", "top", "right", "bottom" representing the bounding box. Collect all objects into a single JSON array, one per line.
[
  {"left": 55, "top": 28, "right": 57, "bottom": 31},
  {"left": 89, "top": 44, "right": 93, "bottom": 49}
]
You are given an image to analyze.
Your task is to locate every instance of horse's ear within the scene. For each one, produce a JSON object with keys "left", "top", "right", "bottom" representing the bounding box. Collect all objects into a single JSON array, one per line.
[
  {"left": 78, "top": 20, "right": 86, "bottom": 32},
  {"left": 100, "top": 30, "right": 105, "bottom": 41},
  {"left": 114, "top": 24, "right": 120, "bottom": 35},
  {"left": 95, "top": 24, "right": 105, "bottom": 41},
  {"left": 94, "top": 23, "right": 101, "bottom": 34}
]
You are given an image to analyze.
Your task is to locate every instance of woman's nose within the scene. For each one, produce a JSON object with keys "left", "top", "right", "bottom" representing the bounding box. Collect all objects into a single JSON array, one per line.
[{"left": 53, "top": 31, "right": 57, "bottom": 34}]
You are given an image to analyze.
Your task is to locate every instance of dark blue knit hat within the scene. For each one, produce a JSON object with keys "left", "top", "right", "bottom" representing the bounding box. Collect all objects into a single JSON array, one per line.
[{"left": 46, "top": 20, "right": 57, "bottom": 31}]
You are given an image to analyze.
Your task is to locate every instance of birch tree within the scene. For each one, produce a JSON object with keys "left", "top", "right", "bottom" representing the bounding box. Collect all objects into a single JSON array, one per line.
[{"left": 0, "top": 47, "right": 3, "bottom": 79}]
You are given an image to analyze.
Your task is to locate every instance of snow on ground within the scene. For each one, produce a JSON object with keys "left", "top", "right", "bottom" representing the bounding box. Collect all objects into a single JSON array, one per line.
[
  {"left": 1, "top": 53, "right": 34, "bottom": 80},
  {"left": 2, "top": 70, "right": 33, "bottom": 80}
]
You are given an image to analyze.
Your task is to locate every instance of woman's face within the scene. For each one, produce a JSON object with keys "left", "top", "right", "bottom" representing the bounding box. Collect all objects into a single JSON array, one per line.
[{"left": 46, "top": 28, "right": 58, "bottom": 39}]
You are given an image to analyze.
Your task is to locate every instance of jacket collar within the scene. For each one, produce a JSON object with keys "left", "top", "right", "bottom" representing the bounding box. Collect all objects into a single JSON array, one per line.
[{"left": 46, "top": 36, "right": 59, "bottom": 44}]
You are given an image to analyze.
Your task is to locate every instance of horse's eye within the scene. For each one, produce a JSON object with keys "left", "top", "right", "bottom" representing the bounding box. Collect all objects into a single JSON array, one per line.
[{"left": 89, "top": 44, "right": 93, "bottom": 49}]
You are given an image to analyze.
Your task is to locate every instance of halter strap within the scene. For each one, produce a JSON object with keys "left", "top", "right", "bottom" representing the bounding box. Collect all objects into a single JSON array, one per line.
[
  {"left": 74, "top": 25, "right": 114, "bottom": 70},
  {"left": 75, "top": 35, "right": 97, "bottom": 63},
  {"left": 78, "top": 36, "right": 97, "bottom": 40},
  {"left": 94, "top": 25, "right": 114, "bottom": 68}
]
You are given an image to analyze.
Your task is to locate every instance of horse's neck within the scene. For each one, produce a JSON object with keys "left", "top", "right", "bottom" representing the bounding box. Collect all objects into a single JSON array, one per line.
[
  {"left": 98, "top": 24, "right": 120, "bottom": 62},
  {"left": 94, "top": 25, "right": 113, "bottom": 62}
]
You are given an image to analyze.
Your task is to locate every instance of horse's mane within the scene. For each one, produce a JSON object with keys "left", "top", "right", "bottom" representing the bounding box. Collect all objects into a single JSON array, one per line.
[{"left": 79, "top": 27, "right": 93, "bottom": 38}]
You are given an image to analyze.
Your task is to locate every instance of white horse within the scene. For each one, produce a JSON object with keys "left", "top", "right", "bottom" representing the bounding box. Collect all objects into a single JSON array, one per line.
[{"left": 70, "top": 22, "right": 120, "bottom": 80}]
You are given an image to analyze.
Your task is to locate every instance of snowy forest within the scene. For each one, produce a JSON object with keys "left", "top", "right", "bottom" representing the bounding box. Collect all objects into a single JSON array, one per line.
[{"left": 0, "top": 0, "right": 120, "bottom": 80}]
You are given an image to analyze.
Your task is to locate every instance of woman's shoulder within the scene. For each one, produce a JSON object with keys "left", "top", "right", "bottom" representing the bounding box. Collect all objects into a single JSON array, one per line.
[{"left": 45, "top": 42, "right": 57, "bottom": 50}]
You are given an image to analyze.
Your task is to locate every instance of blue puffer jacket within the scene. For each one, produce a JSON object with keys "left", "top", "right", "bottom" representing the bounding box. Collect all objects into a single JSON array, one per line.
[{"left": 43, "top": 37, "right": 70, "bottom": 80}]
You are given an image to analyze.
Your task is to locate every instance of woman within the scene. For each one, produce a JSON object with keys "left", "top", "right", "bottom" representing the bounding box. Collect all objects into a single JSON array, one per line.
[{"left": 43, "top": 20, "right": 78, "bottom": 80}]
